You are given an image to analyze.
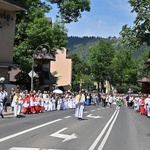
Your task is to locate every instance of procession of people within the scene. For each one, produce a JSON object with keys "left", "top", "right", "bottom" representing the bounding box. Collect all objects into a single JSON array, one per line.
[{"left": 1, "top": 86, "right": 150, "bottom": 121}]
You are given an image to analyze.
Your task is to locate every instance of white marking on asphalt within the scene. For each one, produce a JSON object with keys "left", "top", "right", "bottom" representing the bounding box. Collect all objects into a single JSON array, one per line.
[
  {"left": 50, "top": 127, "right": 77, "bottom": 142},
  {"left": 97, "top": 108, "right": 101, "bottom": 110},
  {"left": 0, "top": 119, "right": 62, "bottom": 143},
  {"left": 87, "top": 114, "right": 104, "bottom": 119},
  {"left": 9, "top": 148, "right": 39, "bottom": 150},
  {"left": 64, "top": 116, "right": 71, "bottom": 118},
  {"left": 88, "top": 110, "right": 119, "bottom": 150},
  {"left": 98, "top": 109, "right": 119, "bottom": 150},
  {"left": 9, "top": 148, "right": 62, "bottom": 150},
  {"left": 91, "top": 110, "right": 95, "bottom": 112},
  {"left": 84, "top": 111, "right": 88, "bottom": 114}
]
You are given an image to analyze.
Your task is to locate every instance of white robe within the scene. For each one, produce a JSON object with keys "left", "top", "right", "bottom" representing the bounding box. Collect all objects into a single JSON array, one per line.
[
  {"left": 145, "top": 97, "right": 150, "bottom": 117},
  {"left": 11, "top": 95, "right": 22, "bottom": 117},
  {"left": 75, "top": 94, "right": 85, "bottom": 118}
]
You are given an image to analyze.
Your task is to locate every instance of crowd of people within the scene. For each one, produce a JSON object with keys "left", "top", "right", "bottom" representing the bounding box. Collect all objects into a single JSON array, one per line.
[
  {"left": 0, "top": 88, "right": 112, "bottom": 119},
  {"left": 1, "top": 87, "right": 150, "bottom": 120},
  {"left": 0, "top": 88, "right": 88, "bottom": 119},
  {"left": 125, "top": 94, "right": 150, "bottom": 117}
]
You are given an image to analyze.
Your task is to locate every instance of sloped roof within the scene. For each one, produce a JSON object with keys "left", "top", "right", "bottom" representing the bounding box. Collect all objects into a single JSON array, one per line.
[
  {"left": 137, "top": 77, "right": 150, "bottom": 83},
  {"left": 145, "top": 58, "right": 150, "bottom": 64},
  {"left": 0, "top": 0, "right": 26, "bottom": 11}
]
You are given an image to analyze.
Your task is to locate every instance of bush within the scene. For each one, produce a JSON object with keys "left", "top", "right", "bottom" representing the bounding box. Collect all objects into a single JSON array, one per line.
[{"left": 116, "top": 83, "right": 141, "bottom": 93}]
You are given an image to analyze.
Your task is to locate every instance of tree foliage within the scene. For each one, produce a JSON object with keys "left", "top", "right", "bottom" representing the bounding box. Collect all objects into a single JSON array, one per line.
[
  {"left": 69, "top": 53, "right": 92, "bottom": 91},
  {"left": 13, "top": 0, "right": 90, "bottom": 73},
  {"left": 111, "top": 49, "right": 137, "bottom": 85},
  {"left": 89, "top": 39, "right": 115, "bottom": 92},
  {"left": 47, "top": 0, "right": 91, "bottom": 23},
  {"left": 120, "top": 0, "right": 150, "bottom": 48}
]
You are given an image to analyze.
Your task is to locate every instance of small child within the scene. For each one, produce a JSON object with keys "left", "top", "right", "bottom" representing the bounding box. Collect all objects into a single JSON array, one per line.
[{"left": 116, "top": 98, "right": 122, "bottom": 110}]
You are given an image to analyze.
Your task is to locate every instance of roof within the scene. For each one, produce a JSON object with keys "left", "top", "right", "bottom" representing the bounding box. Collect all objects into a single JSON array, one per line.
[
  {"left": 0, "top": 62, "right": 19, "bottom": 67},
  {"left": 0, "top": 0, "right": 26, "bottom": 11},
  {"left": 145, "top": 58, "right": 150, "bottom": 64},
  {"left": 137, "top": 77, "right": 150, "bottom": 83}
]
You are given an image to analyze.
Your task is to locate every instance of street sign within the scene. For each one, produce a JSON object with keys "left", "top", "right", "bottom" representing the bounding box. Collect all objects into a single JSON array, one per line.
[{"left": 28, "top": 70, "right": 37, "bottom": 78}]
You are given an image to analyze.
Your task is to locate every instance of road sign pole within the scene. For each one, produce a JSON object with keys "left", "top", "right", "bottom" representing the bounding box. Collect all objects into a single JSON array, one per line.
[{"left": 31, "top": 57, "right": 34, "bottom": 91}]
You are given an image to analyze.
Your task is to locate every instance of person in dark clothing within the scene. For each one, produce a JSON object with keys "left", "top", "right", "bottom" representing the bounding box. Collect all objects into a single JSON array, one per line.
[
  {"left": 101, "top": 93, "right": 106, "bottom": 107},
  {"left": 9, "top": 88, "right": 16, "bottom": 111},
  {"left": 126, "top": 95, "right": 129, "bottom": 107}
]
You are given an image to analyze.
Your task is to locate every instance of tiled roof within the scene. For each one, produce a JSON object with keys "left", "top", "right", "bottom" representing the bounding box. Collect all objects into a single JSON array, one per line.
[
  {"left": 0, "top": 0, "right": 26, "bottom": 11},
  {"left": 137, "top": 77, "right": 150, "bottom": 83}
]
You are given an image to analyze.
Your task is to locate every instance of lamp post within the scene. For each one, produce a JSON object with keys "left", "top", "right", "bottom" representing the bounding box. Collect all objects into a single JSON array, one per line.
[{"left": 29, "top": 44, "right": 50, "bottom": 91}]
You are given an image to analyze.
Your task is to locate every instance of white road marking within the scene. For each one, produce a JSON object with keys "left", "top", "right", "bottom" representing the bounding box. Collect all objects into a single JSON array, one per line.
[
  {"left": 91, "top": 110, "right": 95, "bottom": 112},
  {"left": 0, "top": 119, "right": 62, "bottom": 143},
  {"left": 98, "top": 109, "right": 119, "bottom": 149},
  {"left": 9, "top": 148, "right": 62, "bottom": 150},
  {"left": 87, "top": 114, "right": 104, "bottom": 119},
  {"left": 64, "top": 116, "right": 71, "bottom": 118},
  {"left": 9, "top": 148, "right": 39, "bottom": 150},
  {"left": 88, "top": 110, "right": 119, "bottom": 150},
  {"left": 84, "top": 111, "right": 88, "bottom": 114},
  {"left": 50, "top": 127, "right": 77, "bottom": 142}
]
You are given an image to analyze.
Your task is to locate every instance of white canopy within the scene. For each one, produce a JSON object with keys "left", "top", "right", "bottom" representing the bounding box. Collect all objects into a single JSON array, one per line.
[{"left": 53, "top": 89, "right": 63, "bottom": 94}]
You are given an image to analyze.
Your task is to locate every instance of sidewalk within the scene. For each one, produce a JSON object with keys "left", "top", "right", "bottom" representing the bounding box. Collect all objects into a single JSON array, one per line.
[{"left": 3, "top": 106, "right": 14, "bottom": 116}]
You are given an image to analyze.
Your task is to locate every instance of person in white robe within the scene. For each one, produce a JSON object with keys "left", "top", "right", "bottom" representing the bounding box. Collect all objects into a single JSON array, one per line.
[
  {"left": 52, "top": 96, "right": 56, "bottom": 110},
  {"left": 145, "top": 94, "right": 150, "bottom": 117},
  {"left": 11, "top": 90, "right": 23, "bottom": 117},
  {"left": 75, "top": 91, "right": 85, "bottom": 120},
  {"left": 44, "top": 94, "right": 50, "bottom": 111}
]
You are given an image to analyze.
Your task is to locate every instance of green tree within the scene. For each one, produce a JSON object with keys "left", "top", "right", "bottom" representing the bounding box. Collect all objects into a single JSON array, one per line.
[
  {"left": 69, "top": 53, "right": 91, "bottom": 91},
  {"left": 14, "top": 0, "right": 68, "bottom": 72},
  {"left": 47, "top": 0, "right": 91, "bottom": 23},
  {"left": 13, "top": 0, "right": 90, "bottom": 76},
  {"left": 111, "top": 49, "right": 138, "bottom": 92},
  {"left": 89, "top": 39, "right": 115, "bottom": 92},
  {"left": 120, "top": 0, "right": 150, "bottom": 48},
  {"left": 136, "top": 47, "right": 150, "bottom": 79}
]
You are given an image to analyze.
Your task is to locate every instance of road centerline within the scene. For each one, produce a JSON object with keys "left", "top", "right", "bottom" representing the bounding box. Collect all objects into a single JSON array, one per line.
[{"left": 88, "top": 110, "right": 119, "bottom": 150}]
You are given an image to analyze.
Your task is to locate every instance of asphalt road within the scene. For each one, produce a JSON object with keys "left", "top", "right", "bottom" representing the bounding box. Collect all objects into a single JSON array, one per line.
[{"left": 0, "top": 104, "right": 150, "bottom": 150}]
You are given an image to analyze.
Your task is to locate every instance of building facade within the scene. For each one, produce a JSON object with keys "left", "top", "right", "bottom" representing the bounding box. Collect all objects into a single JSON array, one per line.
[
  {"left": 50, "top": 48, "right": 72, "bottom": 91},
  {"left": 0, "top": 0, "right": 25, "bottom": 83}
]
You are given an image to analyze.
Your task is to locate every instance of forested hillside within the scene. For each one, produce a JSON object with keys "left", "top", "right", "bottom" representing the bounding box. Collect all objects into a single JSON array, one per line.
[
  {"left": 66, "top": 36, "right": 148, "bottom": 59},
  {"left": 66, "top": 36, "right": 101, "bottom": 59}
]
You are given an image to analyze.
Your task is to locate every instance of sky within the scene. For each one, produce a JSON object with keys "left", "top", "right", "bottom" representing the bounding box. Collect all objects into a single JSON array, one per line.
[{"left": 44, "top": 0, "right": 136, "bottom": 38}]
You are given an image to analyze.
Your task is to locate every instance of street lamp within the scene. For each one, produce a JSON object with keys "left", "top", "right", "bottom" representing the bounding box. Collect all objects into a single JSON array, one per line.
[{"left": 29, "top": 44, "right": 50, "bottom": 91}]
